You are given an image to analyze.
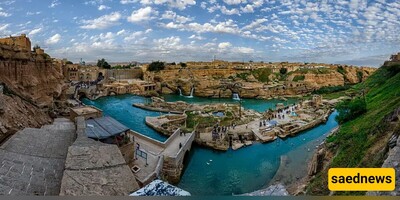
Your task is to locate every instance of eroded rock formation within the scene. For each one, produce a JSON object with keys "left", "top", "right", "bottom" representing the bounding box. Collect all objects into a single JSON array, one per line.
[
  {"left": 148, "top": 65, "right": 376, "bottom": 99},
  {"left": 0, "top": 44, "right": 64, "bottom": 107},
  {"left": 0, "top": 44, "right": 65, "bottom": 140}
]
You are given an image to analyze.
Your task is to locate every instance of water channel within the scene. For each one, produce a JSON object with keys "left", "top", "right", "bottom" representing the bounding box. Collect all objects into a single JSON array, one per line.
[{"left": 82, "top": 94, "right": 338, "bottom": 195}]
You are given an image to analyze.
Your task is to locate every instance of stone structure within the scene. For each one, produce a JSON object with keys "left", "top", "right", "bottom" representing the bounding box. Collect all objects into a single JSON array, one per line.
[
  {"left": 0, "top": 41, "right": 64, "bottom": 108},
  {"left": 0, "top": 84, "right": 3, "bottom": 114},
  {"left": 69, "top": 106, "right": 103, "bottom": 121},
  {"left": 0, "top": 118, "right": 75, "bottom": 195},
  {"left": 311, "top": 95, "right": 323, "bottom": 109},
  {"left": 0, "top": 34, "right": 31, "bottom": 52},
  {"left": 128, "top": 128, "right": 195, "bottom": 185},
  {"left": 106, "top": 68, "right": 143, "bottom": 80},
  {"left": 390, "top": 53, "right": 400, "bottom": 62},
  {"left": 60, "top": 117, "right": 140, "bottom": 196}
]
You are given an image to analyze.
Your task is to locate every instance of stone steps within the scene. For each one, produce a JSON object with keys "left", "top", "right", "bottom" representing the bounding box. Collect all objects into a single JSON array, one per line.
[{"left": 0, "top": 118, "right": 76, "bottom": 195}]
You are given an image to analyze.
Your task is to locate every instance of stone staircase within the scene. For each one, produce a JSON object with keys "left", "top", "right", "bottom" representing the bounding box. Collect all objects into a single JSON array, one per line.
[{"left": 0, "top": 118, "right": 75, "bottom": 195}]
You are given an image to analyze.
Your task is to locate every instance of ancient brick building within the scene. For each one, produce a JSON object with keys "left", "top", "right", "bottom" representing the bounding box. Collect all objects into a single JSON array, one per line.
[{"left": 0, "top": 34, "right": 31, "bottom": 51}]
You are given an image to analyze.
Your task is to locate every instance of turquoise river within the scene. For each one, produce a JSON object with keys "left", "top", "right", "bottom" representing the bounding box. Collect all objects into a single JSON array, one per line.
[{"left": 83, "top": 94, "right": 338, "bottom": 195}]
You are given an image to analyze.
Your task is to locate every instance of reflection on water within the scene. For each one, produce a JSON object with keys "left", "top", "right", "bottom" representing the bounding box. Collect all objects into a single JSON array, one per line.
[{"left": 82, "top": 94, "right": 337, "bottom": 195}]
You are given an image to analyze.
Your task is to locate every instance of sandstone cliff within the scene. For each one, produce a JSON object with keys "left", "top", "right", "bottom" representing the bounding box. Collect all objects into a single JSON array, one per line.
[
  {"left": 0, "top": 91, "right": 52, "bottom": 141},
  {"left": 149, "top": 65, "right": 376, "bottom": 99},
  {"left": 0, "top": 44, "right": 65, "bottom": 141},
  {"left": 0, "top": 44, "right": 64, "bottom": 107}
]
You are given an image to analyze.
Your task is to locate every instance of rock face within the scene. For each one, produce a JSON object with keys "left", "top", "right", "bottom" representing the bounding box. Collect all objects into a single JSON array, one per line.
[
  {"left": 149, "top": 65, "right": 376, "bottom": 99},
  {"left": 0, "top": 92, "right": 52, "bottom": 140},
  {"left": 0, "top": 44, "right": 65, "bottom": 141},
  {"left": 0, "top": 44, "right": 64, "bottom": 107}
]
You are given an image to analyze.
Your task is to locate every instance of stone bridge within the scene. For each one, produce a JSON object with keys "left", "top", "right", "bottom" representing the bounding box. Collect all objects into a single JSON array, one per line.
[{"left": 128, "top": 128, "right": 195, "bottom": 185}]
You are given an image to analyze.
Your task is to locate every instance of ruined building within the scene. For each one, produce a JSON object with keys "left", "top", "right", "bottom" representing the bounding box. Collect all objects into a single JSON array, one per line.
[{"left": 0, "top": 34, "right": 31, "bottom": 51}]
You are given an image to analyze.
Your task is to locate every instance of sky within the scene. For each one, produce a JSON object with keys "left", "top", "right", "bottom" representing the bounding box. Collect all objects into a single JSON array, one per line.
[{"left": 0, "top": 0, "right": 399, "bottom": 67}]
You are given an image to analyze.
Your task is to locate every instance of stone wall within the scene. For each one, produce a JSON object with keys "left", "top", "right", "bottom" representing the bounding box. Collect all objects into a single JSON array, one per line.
[
  {"left": 162, "top": 130, "right": 195, "bottom": 184},
  {"left": 60, "top": 117, "right": 140, "bottom": 196},
  {"left": 106, "top": 68, "right": 143, "bottom": 80}
]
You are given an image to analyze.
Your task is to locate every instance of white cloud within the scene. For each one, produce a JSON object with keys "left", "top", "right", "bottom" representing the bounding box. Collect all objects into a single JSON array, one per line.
[
  {"left": 47, "top": 34, "right": 61, "bottom": 45},
  {"left": 120, "top": 0, "right": 135, "bottom": 4},
  {"left": 241, "top": 4, "right": 254, "bottom": 13},
  {"left": 218, "top": 42, "right": 232, "bottom": 49},
  {"left": 223, "top": 0, "right": 246, "bottom": 5},
  {"left": 0, "top": 24, "right": 9, "bottom": 33},
  {"left": 0, "top": 11, "right": 11, "bottom": 17},
  {"left": 98, "top": 5, "right": 110, "bottom": 11},
  {"left": 127, "top": 7, "right": 157, "bottom": 23},
  {"left": 161, "top": 11, "right": 193, "bottom": 23},
  {"left": 27, "top": 11, "right": 41, "bottom": 16},
  {"left": 122, "top": 0, "right": 195, "bottom": 10},
  {"left": 49, "top": 0, "right": 60, "bottom": 8},
  {"left": 28, "top": 28, "right": 42, "bottom": 36},
  {"left": 80, "top": 12, "right": 121, "bottom": 29}
]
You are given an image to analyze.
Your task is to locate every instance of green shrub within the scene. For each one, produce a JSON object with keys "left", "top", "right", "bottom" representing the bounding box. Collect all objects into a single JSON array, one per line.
[
  {"left": 313, "top": 85, "right": 351, "bottom": 94},
  {"left": 148, "top": 61, "right": 165, "bottom": 72},
  {"left": 251, "top": 68, "right": 272, "bottom": 82},
  {"left": 293, "top": 75, "right": 305, "bottom": 82},
  {"left": 335, "top": 97, "right": 367, "bottom": 124}
]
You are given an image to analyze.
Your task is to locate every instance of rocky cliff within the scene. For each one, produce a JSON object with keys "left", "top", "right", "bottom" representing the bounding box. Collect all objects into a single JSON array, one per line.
[
  {"left": 0, "top": 44, "right": 64, "bottom": 107},
  {"left": 0, "top": 89, "right": 52, "bottom": 141},
  {"left": 306, "top": 63, "right": 400, "bottom": 195},
  {"left": 0, "top": 44, "right": 65, "bottom": 141},
  {"left": 149, "top": 65, "right": 376, "bottom": 99}
]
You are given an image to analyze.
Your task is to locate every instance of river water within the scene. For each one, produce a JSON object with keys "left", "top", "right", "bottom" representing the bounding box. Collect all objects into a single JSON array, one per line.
[{"left": 82, "top": 94, "right": 338, "bottom": 195}]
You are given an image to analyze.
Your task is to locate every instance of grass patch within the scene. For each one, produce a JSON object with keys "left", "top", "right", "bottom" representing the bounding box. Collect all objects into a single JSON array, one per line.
[
  {"left": 251, "top": 68, "right": 272, "bottom": 83},
  {"left": 293, "top": 75, "right": 305, "bottom": 82},
  {"left": 307, "top": 65, "right": 400, "bottom": 195}
]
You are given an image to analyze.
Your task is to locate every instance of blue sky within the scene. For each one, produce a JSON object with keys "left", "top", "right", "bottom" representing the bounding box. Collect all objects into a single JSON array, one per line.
[{"left": 0, "top": 0, "right": 399, "bottom": 66}]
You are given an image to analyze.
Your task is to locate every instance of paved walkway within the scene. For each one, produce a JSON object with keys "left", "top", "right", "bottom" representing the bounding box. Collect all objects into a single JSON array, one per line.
[
  {"left": 0, "top": 118, "right": 75, "bottom": 195},
  {"left": 163, "top": 133, "right": 192, "bottom": 157}
]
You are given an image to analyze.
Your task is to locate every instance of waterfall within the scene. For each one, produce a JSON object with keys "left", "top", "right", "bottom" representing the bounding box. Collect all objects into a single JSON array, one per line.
[
  {"left": 186, "top": 87, "right": 194, "bottom": 98},
  {"left": 232, "top": 93, "right": 241, "bottom": 101},
  {"left": 178, "top": 88, "right": 183, "bottom": 96}
]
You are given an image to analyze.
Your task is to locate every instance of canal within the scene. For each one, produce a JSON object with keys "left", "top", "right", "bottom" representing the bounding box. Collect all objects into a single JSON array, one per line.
[{"left": 82, "top": 94, "right": 338, "bottom": 195}]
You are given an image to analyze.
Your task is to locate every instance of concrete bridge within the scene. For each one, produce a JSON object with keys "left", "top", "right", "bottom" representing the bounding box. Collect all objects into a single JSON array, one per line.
[{"left": 128, "top": 128, "right": 195, "bottom": 185}]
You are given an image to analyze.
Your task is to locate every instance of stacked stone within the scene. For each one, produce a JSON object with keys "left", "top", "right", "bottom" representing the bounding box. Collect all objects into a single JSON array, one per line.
[{"left": 0, "top": 85, "right": 4, "bottom": 115}]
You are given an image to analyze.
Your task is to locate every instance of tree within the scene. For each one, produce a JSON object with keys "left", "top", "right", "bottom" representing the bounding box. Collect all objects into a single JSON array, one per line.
[
  {"left": 280, "top": 68, "right": 288, "bottom": 75},
  {"left": 97, "top": 58, "right": 111, "bottom": 69},
  {"left": 335, "top": 97, "right": 367, "bottom": 124},
  {"left": 148, "top": 61, "right": 165, "bottom": 72},
  {"left": 357, "top": 71, "right": 363, "bottom": 83},
  {"left": 66, "top": 61, "right": 73, "bottom": 64},
  {"left": 33, "top": 44, "right": 40, "bottom": 51},
  {"left": 179, "top": 62, "right": 187, "bottom": 68}
]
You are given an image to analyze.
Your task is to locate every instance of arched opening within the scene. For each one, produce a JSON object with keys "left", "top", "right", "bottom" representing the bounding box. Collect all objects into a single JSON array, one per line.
[
  {"left": 108, "top": 91, "right": 117, "bottom": 96},
  {"left": 77, "top": 92, "right": 87, "bottom": 100},
  {"left": 97, "top": 72, "right": 104, "bottom": 81}
]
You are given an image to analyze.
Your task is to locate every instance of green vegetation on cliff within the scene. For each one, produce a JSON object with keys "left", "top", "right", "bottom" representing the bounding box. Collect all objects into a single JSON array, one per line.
[
  {"left": 307, "top": 64, "right": 400, "bottom": 195},
  {"left": 252, "top": 68, "right": 272, "bottom": 82}
]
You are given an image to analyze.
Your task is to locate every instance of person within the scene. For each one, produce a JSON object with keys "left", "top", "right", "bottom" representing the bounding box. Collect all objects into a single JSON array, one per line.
[{"left": 179, "top": 143, "right": 182, "bottom": 149}]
